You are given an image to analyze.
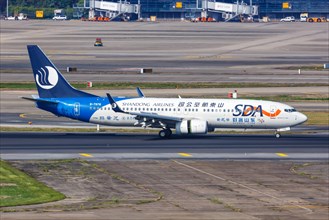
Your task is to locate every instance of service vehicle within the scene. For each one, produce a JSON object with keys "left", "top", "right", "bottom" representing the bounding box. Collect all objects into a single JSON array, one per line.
[
  {"left": 300, "top": 13, "right": 327, "bottom": 22},
  {"left": 280, "top": 16, "right": 295, "bottom": 22},
  {"left": 53, "top": 15, "right": 67, "bottom": 20}
]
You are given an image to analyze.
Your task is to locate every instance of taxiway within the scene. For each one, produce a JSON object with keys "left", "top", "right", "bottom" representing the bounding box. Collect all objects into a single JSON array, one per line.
[{"left": 1, "top": 132, "right": 328, "bottom": 160}]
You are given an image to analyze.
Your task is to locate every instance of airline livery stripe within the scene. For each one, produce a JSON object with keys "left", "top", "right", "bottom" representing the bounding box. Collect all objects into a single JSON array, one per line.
[{"left": 244, "top": 107, "right": 282, "bottom": 117}]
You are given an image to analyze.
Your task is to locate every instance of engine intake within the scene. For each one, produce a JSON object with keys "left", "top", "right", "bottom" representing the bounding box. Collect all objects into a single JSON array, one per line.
[{"left": 176, "top": 119, "right": 208, "bottom": 135}]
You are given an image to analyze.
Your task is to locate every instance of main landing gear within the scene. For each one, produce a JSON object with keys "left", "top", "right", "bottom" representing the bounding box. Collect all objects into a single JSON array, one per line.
[
  {"left": 159, "top": 129, "right": 172, "bottom": 138},
  {"left": 275, "top": 132, "right": 281, "bottom": 138}
]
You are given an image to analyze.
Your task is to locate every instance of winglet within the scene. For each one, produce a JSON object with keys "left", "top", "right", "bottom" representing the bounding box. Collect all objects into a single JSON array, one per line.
[
  {"left": 106, "top": 93, "right": 124, "bottom": 113},
  {"left": 136, "top": 87, "right": 145, "bottom": 98}
]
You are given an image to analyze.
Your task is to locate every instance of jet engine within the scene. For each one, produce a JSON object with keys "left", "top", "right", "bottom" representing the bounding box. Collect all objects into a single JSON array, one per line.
[{"left": 176, "top": 119, "right": 208, "bottom": 135}]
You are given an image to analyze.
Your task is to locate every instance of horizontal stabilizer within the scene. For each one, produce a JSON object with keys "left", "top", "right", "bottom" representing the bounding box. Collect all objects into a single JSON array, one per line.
[{"left": 22, "top": 97, "right": 59, "bottom": 104}]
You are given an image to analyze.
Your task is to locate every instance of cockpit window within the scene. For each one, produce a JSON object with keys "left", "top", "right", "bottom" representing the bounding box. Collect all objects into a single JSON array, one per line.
[{"left": 284, "top": 108, "right": 297, "bottom": 112}]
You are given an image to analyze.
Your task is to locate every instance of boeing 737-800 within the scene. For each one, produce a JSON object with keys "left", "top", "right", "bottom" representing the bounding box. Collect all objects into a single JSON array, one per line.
[{"left": 24, "top": 45, "right": 308, "bottom": 138}]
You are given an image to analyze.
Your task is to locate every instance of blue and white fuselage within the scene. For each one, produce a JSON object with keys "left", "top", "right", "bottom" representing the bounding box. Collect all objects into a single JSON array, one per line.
[{"left": 25, "top": 45, "right": 307, "bottom": 138}]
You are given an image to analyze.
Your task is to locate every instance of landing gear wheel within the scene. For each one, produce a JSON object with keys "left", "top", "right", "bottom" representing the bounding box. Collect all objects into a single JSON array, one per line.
[
  {"left": 159, "top": 129, "right": 172, "bottom": 138},
  {"left": 159, "top": 130, "right": 167, "bottom": 138},
  {"left": 275, "top": 133, "right": 281, "bottom": 138}
]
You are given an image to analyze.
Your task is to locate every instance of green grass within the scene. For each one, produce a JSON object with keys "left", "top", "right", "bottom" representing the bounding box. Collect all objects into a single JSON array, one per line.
[
  {"left": 1, "top": 82, "right": 328, "bottom": 90},
  {"left": 276, "top": 65, "right": 328, "bottom": 71},
  {"left": 304, "top": 112, "right": 329, "bottom": 125},
  {"left": 0, "top": 160, "right": 65, "bottom": 207}
]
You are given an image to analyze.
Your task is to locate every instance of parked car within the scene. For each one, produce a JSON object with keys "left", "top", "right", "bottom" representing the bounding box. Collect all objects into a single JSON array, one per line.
[
  {"left": 53, "top": 15, "right": 67, "bottom": 20},
  {"left": 280, "top": 16, "right": 295, "bottom": 22},
  {"left": 6, "top": 16, "right": 17, "bottom": 20}
]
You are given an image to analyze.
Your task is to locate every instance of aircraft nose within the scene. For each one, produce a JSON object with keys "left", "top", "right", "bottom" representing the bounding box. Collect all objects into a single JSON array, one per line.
[{"left": 298, "top": 113, "right": 308, "bottom": 124}]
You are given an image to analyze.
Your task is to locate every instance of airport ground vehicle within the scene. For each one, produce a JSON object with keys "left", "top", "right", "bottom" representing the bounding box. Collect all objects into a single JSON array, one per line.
[
  {"left": 300, "top": 13, "right": 327, "bottom": 22},
  {"left": 25, "top": 45, "right": 308, "bottom": 138},
  {"left": 6, "top": 16, "right": 16, "bottom": 20},
  {"left": 191, "top": 17, "right": 216, "bottom": 22},
  {"left": 306, "top": 17, "right": 327, "bottom": 22},
  {"left": 53, "top": 15, "right": 67, "bottom": 20},
  {"left": 94, "top": 38, "right": 103, "bottom": 46},
  {"left": 280, "top": 16, "right": 295, "bottom": 22},
  {"left": 5, "top": 13, "right": 27, "bottom": 20}
]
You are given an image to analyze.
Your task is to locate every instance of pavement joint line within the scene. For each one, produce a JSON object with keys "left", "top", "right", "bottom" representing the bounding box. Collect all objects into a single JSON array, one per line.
[
  {"left": 172, "top": 160, "right": 313, "bottom": 214},
  {"left": 79, "top": 153, "right": 93, "bottom": 158},
  {"left": 178, "top": 153, "right": 192, "bottom": 157},
  {"left": 276, "top": 153, "right": 289, "bottom": 157}
]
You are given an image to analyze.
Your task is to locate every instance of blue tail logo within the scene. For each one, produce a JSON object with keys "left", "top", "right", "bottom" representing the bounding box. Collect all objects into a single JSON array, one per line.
[
  {"left": 27, "top": 45, "right": 97, "bottom": 98},
  {"left": 36, "top": 66, "right": 59, "bottom": 89}
]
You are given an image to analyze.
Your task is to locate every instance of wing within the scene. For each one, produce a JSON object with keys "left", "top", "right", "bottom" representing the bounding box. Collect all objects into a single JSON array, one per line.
[{"left": 107, "top": 93, "right": 182, "bottom": 128}]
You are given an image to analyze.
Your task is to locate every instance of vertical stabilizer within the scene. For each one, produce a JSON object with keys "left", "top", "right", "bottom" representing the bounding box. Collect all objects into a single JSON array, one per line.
[{"left": 27, "top": 45, "right": 96, "bottom": 98}]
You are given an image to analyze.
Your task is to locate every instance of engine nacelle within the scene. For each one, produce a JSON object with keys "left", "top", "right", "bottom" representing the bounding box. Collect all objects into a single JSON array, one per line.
[{"left": 176, "top": 119, "right": 208, "bottom": 135}]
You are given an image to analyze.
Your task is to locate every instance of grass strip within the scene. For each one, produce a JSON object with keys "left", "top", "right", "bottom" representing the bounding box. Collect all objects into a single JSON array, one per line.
[
  {"left": 304, "top": 112, "right": 329, "bottom": 126},
  {"left": 0, "top": 160, "right": 65, "bottom": 207},
  {"left": 276, "top": 65, "right": 328, "bottom": 71},
  {"left": 1, "top": 82, "right": 328, "bottom": 90}
]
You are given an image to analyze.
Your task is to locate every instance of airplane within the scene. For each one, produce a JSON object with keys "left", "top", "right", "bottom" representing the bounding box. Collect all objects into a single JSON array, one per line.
[{"left": 24, "top": 45, "right": 308, "bottom": 138}]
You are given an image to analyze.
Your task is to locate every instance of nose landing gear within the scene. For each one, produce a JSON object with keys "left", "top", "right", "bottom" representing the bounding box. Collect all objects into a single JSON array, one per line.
[{"left": 275, "top": 132, "right": 281, "bottom": 138}]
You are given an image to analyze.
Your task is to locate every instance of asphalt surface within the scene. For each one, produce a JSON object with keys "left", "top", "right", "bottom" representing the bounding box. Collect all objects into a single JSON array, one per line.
[
  {"left": 1, "top": 132, "right": 328, "bottom": 160},
  {"left": 1, "top": 21, "right": 329, "bottom": 84}
]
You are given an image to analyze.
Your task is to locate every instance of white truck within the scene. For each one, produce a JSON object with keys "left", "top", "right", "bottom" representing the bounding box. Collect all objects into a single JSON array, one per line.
[
  {"left": 52, "top": 15, "right": 67, "bottom": 20},
  {"left": 300, "top": 12, "right": 327, "bottom": 22},
  {"left": 6, "top": 13, "right": 27, "bottom": 20},
  {"left": 53, "top": 9, "right": 67, "bottom": 20}
]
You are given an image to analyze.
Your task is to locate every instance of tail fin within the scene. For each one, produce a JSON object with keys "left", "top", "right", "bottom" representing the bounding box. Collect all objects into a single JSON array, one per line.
[{"left": 27, "top": 45, "right": 96, "bottom": 98}]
